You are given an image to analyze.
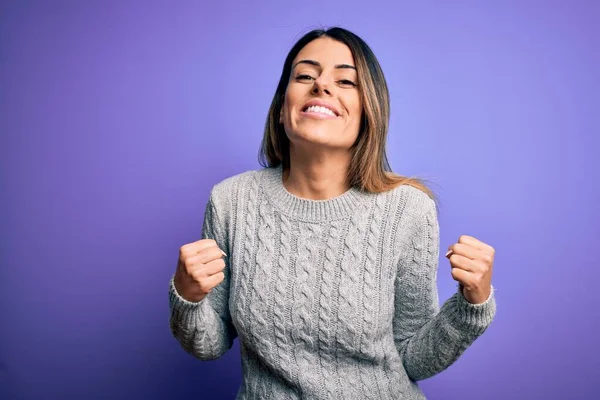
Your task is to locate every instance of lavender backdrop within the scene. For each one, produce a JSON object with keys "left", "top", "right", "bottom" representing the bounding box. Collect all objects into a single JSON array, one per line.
[{"left": 1, "top": 1, "right": 599, "bottom": 399}]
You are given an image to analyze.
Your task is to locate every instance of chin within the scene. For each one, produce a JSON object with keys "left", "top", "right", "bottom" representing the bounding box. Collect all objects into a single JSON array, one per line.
[
  {"left": 291, "top": 128, "right": 336, "bottom": 145},
  {"left": 292, "top": 137, "right": 353, "bottom": 154}
]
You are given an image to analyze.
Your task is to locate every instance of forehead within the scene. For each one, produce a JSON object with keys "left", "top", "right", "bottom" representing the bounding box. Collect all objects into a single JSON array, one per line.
[{"left": 293, "top": 37, "right": 355, "bottom": 67}]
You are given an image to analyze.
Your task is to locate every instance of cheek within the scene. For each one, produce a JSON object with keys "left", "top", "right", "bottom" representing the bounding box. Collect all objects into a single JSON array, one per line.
[
  {"left": 349, "top": 99, "right": 362, "bottom": 128},
  {"left": 342, "top": 92, "right": 361, "bottom": 118},
  {"left": 346, "top": 98, "right": 363, "bottom": 141},
  {"left": 281, "top": 96, "right": 293, "bottom": 123},
  {"left": 282, "top": 101, "right": 295, "bottom": 123},
  {"left": 351, "top": 96, "right": 362, "bottom": 118},
  {"left": 284, "top": 85, "right": 302, "bottom": 110}
]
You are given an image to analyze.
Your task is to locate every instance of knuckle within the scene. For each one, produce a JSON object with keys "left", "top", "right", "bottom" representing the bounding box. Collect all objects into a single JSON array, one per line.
[
  {"left": 203, "top": 239, "right": 217, "bottom": 247},
  {"left": 198, "top": 279, "right": 210, "bottom": 293},
  {"left": 193, "top": 253, "right": 206, "bottom": 265},
  {"left": 179, "top": 247, "right": 188, "bottom": 257},
  {"left": 184, "top": 257, "right": 196, "bottom": 271},
  {"left": 180, "top": 243, "right": 192, "bottom": 255},
  {"left": 189, "top": 269, "right": 202, "bottom": 281}
]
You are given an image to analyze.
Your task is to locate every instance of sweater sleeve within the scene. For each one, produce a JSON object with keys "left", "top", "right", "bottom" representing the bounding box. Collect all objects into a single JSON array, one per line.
[
  {"left": 168, "top": 192, "right": 237, "bottom": 360},
  {"left": 393, "top": 197, "right": 496, "bottom": 381}
]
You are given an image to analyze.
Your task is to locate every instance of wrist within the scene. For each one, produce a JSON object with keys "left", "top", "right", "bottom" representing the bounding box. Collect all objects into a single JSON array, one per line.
[
  {"left": 172, "top": 274, "right": 206, "bottom": 303},
  {"left": 461, "top": 284, "right": 492, "bottom": 305}
]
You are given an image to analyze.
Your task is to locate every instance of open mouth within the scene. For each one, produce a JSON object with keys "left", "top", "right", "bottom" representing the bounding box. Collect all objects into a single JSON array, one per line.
[{"left": 301, "top": 105, "right": 339, "bottom": 117}]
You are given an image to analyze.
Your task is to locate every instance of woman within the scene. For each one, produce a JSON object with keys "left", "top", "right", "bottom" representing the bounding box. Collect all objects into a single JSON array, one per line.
[{"left": 169, "top": 27, "right": 496, "bottom": 399}]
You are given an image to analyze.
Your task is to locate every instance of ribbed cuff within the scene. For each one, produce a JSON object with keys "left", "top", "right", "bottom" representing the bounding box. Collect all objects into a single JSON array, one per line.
[
  {"left": 450, "top": 285, "right": 496, "bottom": 334},
  {"left": 168, "top": 276, "right": 208, "bottom": 328}
]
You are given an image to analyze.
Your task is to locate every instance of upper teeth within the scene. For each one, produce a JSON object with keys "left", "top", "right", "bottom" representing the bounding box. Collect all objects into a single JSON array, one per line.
[{"left": 306, "top": 105, "right": 336, "bottom": 116}]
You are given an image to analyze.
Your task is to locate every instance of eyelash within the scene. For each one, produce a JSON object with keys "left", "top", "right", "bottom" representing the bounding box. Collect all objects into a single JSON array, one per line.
[{"left": 295, "top": 74, "right": 357, "bottom": 87}]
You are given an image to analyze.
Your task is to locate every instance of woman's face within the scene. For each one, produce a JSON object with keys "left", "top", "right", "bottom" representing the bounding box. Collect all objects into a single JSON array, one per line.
[{"left": 280, "top": 37, "right": 362, "bottom": 153}]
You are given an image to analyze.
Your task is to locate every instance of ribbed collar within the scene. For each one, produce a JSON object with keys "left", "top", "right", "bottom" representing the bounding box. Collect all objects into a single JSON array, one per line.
[{"left": 259, "top": 165, "right": 369, "bottom": 222}]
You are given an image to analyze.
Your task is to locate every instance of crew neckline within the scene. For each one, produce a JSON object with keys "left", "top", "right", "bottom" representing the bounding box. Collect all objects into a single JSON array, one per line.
[{"left": 259, "top": 165, "right": 368, "bottom": 222}]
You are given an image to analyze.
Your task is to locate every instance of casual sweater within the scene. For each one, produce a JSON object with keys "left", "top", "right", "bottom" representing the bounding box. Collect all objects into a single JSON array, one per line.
[{"left": 168, "top": 165, "right": 496, "bottom": 399}]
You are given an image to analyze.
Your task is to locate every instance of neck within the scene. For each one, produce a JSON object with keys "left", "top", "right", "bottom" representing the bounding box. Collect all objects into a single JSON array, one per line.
[{"left": 283, "top": 146, "right": 351, "bottom": 200}]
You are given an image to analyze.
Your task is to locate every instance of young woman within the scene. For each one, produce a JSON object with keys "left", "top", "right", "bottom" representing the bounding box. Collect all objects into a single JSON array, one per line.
[{"left": 169, "top": 27, "right": 496, "bottom": 399}]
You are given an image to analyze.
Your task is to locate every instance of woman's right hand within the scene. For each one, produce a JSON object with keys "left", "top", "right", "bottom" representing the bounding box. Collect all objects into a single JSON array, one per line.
[{"left": 173, "top": 239, "right": 227, "bottom": 303}]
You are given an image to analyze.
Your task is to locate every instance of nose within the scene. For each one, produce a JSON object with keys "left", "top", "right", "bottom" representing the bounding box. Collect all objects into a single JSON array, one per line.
[
  {"left": 311, "top": 75, "right": 332, "bottom": 96},
  {"left": 312, "top": 86, "right": 331, "bottom": 96}
]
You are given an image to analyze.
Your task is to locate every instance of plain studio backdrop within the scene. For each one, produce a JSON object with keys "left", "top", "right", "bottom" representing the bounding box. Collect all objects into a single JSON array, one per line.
[{"left": 1, "top": 1, "right": 598, "bottom": 399}]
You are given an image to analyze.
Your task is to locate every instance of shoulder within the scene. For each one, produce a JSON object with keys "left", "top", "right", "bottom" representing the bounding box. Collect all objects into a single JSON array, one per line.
[
  {"left": 382, "top": 184, "right": 439, "bottom": 260},
  {"left": 207, "top": 167, "right": 278, "bottom": 209},
  {"left": 209, "top": 168, "right": 261, "bottom": 201},
  {"left": 203, "top": 169, "right": 264, "bottom": 228},
  {"left": 384, "top": 184, "right": 439, "bottom": 246},
  {"left": 384, "top": 183, "right": 438, "bottom": 221}
]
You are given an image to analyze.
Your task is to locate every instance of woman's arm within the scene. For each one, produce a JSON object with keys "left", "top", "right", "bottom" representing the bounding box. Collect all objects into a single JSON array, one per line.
[
  {"left": 168, "top": 192, "right": 237, "bottom": 360},
  {"left": 393, "top": 197, "right": 496, "bottom": 380}
]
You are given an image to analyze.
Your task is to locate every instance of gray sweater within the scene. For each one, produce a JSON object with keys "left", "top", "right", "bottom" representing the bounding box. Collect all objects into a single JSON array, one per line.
[{"left": 168, "top": 166, "right": 496, "bottom": 399}]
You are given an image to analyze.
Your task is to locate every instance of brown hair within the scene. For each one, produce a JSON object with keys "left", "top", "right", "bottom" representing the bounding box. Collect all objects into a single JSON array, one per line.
[{"left": 259, "top": 26, "right": 436, "bottom": 202}]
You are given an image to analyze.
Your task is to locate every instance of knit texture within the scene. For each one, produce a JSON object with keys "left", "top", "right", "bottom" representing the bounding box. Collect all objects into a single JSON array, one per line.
[{"left": 168, "top": 166, "right": 496, "bottom": 399}]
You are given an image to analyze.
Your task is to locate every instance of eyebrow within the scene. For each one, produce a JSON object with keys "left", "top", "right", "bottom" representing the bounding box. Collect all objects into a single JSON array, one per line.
[{"left": 292, "top": 59, "right": 356, "bottom": 70}]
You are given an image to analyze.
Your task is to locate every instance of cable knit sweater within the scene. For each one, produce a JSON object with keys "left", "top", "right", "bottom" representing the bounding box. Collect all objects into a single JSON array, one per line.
[{"left": 168, "top": 166, "right": 496, "bottom": 399}]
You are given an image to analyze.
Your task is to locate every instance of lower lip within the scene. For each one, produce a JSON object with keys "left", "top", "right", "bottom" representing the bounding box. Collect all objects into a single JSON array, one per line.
[{"left": 300, "top": 111, "right": 338, "bottom": 120}]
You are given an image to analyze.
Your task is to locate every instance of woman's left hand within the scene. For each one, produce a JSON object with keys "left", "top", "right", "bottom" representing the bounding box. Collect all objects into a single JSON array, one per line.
[{"left": 445, "top": 235, "right": 495, "bottom": 304}]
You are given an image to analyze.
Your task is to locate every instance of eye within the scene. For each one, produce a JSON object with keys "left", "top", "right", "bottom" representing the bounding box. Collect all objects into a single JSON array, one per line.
[
  {"left": 338, "top": 79, "right": 357, "bottom": 87},
  {"left": 295, "top": 74, "right": 314, "bottom": 81}
]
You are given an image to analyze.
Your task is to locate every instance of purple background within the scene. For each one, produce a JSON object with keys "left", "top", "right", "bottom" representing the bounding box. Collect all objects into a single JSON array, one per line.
[{"left": 1, "top": 1, "right": 599, "bottom": 399}]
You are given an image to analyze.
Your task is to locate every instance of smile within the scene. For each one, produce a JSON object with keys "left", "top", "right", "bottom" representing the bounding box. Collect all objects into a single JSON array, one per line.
[{"left": 301, "top": 105, "right": 338, "bottom": 119}]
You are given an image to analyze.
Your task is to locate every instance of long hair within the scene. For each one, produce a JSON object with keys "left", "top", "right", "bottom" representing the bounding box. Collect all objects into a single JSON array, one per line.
[{"left": 259, "top": 26, "right": 436, "bottom": 201}]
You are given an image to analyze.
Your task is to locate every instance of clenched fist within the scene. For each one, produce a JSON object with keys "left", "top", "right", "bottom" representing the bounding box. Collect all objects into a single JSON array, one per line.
[
  {"left": 445, "top": 235, "right": 495, "bottom": 305},
  {"left": 174, "top": 239, "right": 227, "bottom": 303}
]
